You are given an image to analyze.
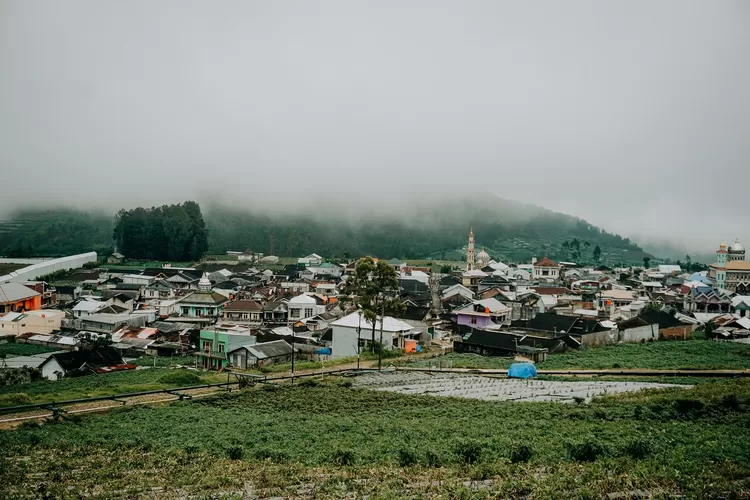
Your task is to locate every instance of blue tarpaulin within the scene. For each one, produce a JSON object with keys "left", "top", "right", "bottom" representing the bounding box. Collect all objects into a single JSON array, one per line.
[
  {"left": 315, "top": 347, "right": 332, "bottom": 355},
  {"left": 415, "top": 345, "right": 423, "bottom": 353},
  {"left": 507, "top": 363, "right": 537, "bottom": 379}
]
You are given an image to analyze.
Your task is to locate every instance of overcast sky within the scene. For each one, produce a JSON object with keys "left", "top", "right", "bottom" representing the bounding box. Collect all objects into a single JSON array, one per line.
[{"left": 1, "top": 1, "right": 748, "bottom": 252}]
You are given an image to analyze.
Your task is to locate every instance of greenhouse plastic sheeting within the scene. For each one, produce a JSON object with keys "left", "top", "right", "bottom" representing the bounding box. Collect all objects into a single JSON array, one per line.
[{"left": 507, "top": 363, "right": 537, "bottom": 379}]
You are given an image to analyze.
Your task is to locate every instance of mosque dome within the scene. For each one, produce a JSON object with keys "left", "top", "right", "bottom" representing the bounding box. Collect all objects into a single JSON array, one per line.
[
  {"left": 477, "top": 249, "right": 490, "bottom": 265},
  {"left": 729, "top": 239, "right": 745, "bottom": 253}
]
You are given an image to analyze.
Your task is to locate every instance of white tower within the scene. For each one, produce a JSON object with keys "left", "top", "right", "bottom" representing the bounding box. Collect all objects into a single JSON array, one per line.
[
  {"left": 716, "top": 243, "right": 728, "bottom": 289},
  {"left": 467, "top": 227, "right": 476, "bottom": 271},
  {"left": 198, "top": 272, "right": 212, "bottom": 292}
]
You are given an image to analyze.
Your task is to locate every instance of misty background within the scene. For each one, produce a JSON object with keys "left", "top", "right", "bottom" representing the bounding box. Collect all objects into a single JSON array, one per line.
[{"left": 1, "top": 1, "right": 749, "bottom": 256}]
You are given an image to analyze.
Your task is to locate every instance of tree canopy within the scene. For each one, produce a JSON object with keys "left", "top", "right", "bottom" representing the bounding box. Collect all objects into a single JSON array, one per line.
[
  {"left": 339, "top": 257, "right": 404, "bottom": 351},
  {"left": 113, "top": 201, "right": 208, "bottom": 261}
]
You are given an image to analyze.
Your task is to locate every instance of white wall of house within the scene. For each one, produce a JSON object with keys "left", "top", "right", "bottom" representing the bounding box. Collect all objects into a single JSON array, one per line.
[
  {"left": 281, "top": 282, "right": 310, "bottom": 294},
  {"left": 41, "top": 358, "right": 65, "bottom": 381},
  {"left": 287, "top": 296, "right": 325, "bottom": 321},
  {"left": 0, "top": 310, "right": 64, "bottom": 336},
  {"left": 122, "top": 274, "right": 154, "bottom": 285},
  {"left": 619, "top": 324, "right": 658, "bottom": 343},
  {"left": 533, "top": 267, "right": 560, "bottom": 280},
  {"left": 331, "top": 325, "right": 396, "bottom": 359}
]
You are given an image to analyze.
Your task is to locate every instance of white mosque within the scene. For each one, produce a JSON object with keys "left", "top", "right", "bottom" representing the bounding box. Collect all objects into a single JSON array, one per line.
[
  {"left": 465, "top": 227, "right": 491, "bottom": 271},
  {"left": 710, "top": 239, "right": 750, "bottom": 293}
]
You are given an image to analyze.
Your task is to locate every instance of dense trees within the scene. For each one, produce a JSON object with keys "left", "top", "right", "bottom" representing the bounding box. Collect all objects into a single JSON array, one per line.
[
  {"left": 0, "top": 209, "right": 113, "bottom": 257},
  {"left": 593, "top": 245, "right": 602, "bottom": 262},
  {"left": 1, "top": 196, "right": 651, "bottom": 263},
  {"left": 113, "top": 201, "right": 208, "bottom": 261}
]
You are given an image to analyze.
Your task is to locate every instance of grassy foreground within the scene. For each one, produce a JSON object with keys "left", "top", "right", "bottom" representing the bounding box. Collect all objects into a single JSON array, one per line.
[
  {"left": 0, "top": 368, "right": 227, "bottom": 407},
  {"left": 1, "top": 378, "right": 749, "bottom": 498},
  {"left": 406, "top": 340, "right": 750, "bottom": 371}
]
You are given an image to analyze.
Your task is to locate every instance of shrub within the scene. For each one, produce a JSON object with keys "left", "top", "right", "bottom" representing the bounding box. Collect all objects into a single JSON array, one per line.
[
  {"left": 18, "top": 419, "right": 42, "bottom": 430},
  {"left": 0, "top": 393, "right": 31, "bottom": 407},
  {"left": 455, "top": 441, "right": 482, "bottom": 464},
  {"left": 470, "top": 462, "right": 498, "bottom": 480},
  {"left": 336, "top": 379, "right": 354, "bottom": 388},
  {"left": 719, "top": 394, "right": 740, "bottom": 410},
  {"left": 674, "top": 398, "right": 705, "bottom": 416},
  {"left": 0, "top": 367, "right": 42, "bottom": 387},
  {"left": 157, "top": 371, "right": 202, "bottom": 386},
  {"left": 227, "top": 446, "right": 244, "bottom": 460},
  {"left": 253, "top": 448, "right": 289, "bottom": 462},
  {"left": 330, "top": 449, "right": 356, "bottom": 466},
  {"left": 183, "top": 445, "right": 200, "bottom": 455},
  {"left": 510, "top": 443, "right": 533, "bottom": 464},
  {"left": 424, "top": 449, "right": 444, "bottom": 468},
  {"left": 63, "top": 414, "right": 83, "bottom": 425},
  {"left": 298, "top": 378, "right": 319, "bottom": 388},
  {"left": 624, "top": 436, "right": 654, "bottom": 459},
  {"left": 565, "top": 439, "right": 607, "bottom": 462},
  {"left": 397, "top": 447, "right": 419, "bottom": 467}
]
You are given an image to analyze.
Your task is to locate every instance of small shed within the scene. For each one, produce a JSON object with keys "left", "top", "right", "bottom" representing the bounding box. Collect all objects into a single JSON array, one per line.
[
  {"left": 107, "top": 253, "right": 125, "bottom": 264},
  {"left": 39, "top": 347, "right": 125, "bottom": 381},
  {"left": 228, "top": 340, "right": 293, "bottom": 369}
]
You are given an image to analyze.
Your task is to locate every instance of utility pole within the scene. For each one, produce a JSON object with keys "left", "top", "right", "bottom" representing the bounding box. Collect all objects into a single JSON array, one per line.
[
  {"left": 378, "top": 302, "right": 385, "bottom": 371},
  {"left": 356, "top": 309, "right": 362, "bottom": 370},
  {"left": 292, "top": 326, "right": 296, "bottom": 384}
]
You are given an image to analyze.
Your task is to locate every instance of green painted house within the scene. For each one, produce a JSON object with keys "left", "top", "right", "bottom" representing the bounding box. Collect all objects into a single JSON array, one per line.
[
  {"left": 196, "top": 325, "right": 254, "bottom": 370},
  {"left": 179, "top": 291, "right": 229, "bottom": 319}
]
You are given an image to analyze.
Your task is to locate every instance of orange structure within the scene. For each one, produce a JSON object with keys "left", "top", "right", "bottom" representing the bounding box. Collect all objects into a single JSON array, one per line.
[
  {"left": 0, "top": 282, "right": 42, "bottom": 314},
  {"left": 404, "top": 339, "right": 418, "bottom": 353}
]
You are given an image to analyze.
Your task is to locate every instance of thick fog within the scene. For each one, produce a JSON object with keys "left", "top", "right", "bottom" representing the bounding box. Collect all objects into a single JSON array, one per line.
[{"left": 1, "top": 1, "right": 748, "bottom": 253}]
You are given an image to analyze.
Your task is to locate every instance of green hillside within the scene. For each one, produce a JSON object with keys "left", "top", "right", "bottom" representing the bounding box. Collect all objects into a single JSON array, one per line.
[
  {"left": 0, "top": 196, "right": 647, "bottom": 264},
  {"left": 0, "top": 208, "right": 114, "bottom": 257},
  {"left": 205, "top": 197, "right": 645, "bottom": 264}
]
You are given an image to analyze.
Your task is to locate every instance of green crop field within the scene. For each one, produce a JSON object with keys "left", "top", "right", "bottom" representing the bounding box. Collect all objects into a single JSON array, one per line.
[
  {"left": 132, "top": 355, "right": 197, "bottom": 368},
  {"left": 0, "top": 343, "right": 59, "bottom": 358},
  {"left": 0, "top": 368, "right": 227, "bottom": 406},
  {"left": 405, "top": 340, "right": 750, "bottom": 371},
  {"left": 1, "top": 377, "right": 749, "bottom": 498}
]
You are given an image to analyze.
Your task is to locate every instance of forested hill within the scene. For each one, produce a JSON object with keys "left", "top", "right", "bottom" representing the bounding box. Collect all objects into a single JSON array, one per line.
[
  {"left": 205, "top": 198, "right": 646, "bottom": 264},
  {"left": 0, "top": 209, "right": 113, "bottom": 257},
  {"left": 0, "top": 197, "right": 648, "bottom": 264}
]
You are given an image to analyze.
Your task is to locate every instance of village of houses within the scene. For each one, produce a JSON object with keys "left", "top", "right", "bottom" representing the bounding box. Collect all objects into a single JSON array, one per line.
[{"left": 1, "top": 230, "right": 750, "bottom": 382}]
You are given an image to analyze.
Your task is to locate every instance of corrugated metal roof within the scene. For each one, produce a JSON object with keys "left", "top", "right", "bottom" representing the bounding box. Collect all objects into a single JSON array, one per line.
[
  {"left": 0, "top": 282, "right": 41, "bottom": 303},
  {"left": 245, "top": 340, "right": 293, "bottom": 359}
]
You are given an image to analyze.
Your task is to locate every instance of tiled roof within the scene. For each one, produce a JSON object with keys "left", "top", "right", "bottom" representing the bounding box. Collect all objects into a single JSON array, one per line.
[
  {"left": 182, "top": 291, "right": 229, "bottom": 305},
  {"left": 226, "top": 300, "right": 263, "bottom": 312},
  {"left": 533, "top": 257, "right": 558, "bottom": 268}
]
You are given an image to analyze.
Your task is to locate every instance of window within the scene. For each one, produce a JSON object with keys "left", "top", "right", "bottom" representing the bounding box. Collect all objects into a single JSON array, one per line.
[
  {"left": 202, "top": 340, "right": 211, "bottom": 352},
  {"left": 218, "top": 343, "right": 225, "bottom": 353},
  {"left": 305, "top": 308, "right": 314, "bottom": 317},
  {"left": 542, "top": 270, "right": 549, "bottom": 276},
  {"left": 182, "top": 307, "right": 189, "bottom": 315},
  {"left": 290, "top": 308, "right": 300, "bottom": 318},
  {"left": 471, "top": 316, "right": 477, "bottom": 325},
  {"left": 242, "top": 313, "right": 249, "bottom": 319}
]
